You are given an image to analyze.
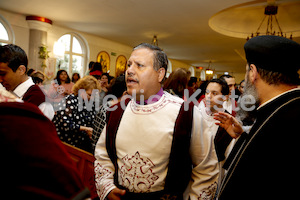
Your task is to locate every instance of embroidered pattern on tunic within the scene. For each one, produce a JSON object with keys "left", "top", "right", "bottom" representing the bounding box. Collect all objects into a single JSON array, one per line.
[
  {"left": 119, "top": 151, "right": 159, "bottom": 193},
  {"left": 130, "top": 96, "right": 182, "bottom": 114},
  {"left": 95, "top": 163, "right": 113, "bottom": 199},
  {"left": 198, "top": 182, "right": 218, "bottom": 200}
]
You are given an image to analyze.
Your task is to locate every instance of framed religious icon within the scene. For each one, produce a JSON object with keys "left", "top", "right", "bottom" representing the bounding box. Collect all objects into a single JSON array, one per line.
[
  {"left": 115, "top": 55, "right": 127, "bottom": 77},
  {"left": 97, "top": 51, "right": 110, "bottom": 73}
]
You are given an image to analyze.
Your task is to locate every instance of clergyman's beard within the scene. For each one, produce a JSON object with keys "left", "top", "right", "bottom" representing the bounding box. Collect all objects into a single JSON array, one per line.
[{"left": 236, "top": 74, "right": 260, "bottom": 125}]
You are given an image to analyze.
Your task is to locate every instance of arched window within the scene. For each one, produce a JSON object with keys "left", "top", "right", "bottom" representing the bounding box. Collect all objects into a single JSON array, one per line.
[
  {"left": 189, "top": 66, "right": 195, "bottom": 77},
  {"left": 0, "top": 15, "right": 14, "bottom": 45},
  {"left": 166, "top": 59, "right": 172, "bottom": 78},
  {"left": 53, "top": 33, "right": 88, "bottom": 77}
]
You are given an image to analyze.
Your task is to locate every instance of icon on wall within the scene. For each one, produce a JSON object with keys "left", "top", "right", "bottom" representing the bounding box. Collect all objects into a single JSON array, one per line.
[
  {"left": 97, "top": 51, "right": 110, "bottom": 73},
  {"left": 116, "top": 55, "right": 127, "bottom": 77}
]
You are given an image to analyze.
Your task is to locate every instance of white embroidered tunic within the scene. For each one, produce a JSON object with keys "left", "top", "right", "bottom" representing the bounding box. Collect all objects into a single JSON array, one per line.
[
  {"left": 94, "top": 92, "right": 219, "bottom": 200},
  {"left": 184, "top": 101, "right": 235, "bottom": 200}
]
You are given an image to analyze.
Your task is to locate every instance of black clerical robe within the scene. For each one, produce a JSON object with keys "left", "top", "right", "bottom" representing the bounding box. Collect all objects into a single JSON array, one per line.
[{"left": 218, "top": 88, "right": 300, "bottom": 200}]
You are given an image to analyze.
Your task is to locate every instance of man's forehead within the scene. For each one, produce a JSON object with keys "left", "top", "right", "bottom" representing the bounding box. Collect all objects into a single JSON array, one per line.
[
  {"left": 129, "top": 48, "right": 154, "bottom": 62},
  {"left": 225, "top": 77, "right": 235, "bottom": 84},
  {"left": 207, "top": 83, "right": 222, "bottom": 92},
  {"left": 0, "top": 62, "right": 11, "bottom": 71}
]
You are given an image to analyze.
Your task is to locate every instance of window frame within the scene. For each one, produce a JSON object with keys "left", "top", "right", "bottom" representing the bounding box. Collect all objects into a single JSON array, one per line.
[
  {"left": 55, "top": 32, "right": 89, "bottom": 77},
  {"left": 0, "top": 15, "right": 15, "bottom": 45}
]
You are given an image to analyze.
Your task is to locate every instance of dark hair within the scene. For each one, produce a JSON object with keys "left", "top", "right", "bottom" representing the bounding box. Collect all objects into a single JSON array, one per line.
[
  {"left": 88, "top": 61, "right": 95, "bottom": 70},
  {"left": 188, "top": 77, "right": 197, "bottom": 87},
  {"left": 163, "top": 68, "right": 189, "bottom": 98},
  {"left": 248, "top": 62, "right": 300, "bottom": 85},
  {"left": 55, "top": 69, "right": 71, "bottom": 85},
  {"left": 71, "top": 72, "right": 81, "bottom": 83},
  {"left": 27, "top": 68, "right": 35, "bottom": 76},
  {"left": 0, "top": 44, "right": 28, "bottom": 72},
  {"left": 219, "top": 74, "right": 234, "bottom": 82},
  {"left": 90, "top": 62, "right": 102, "bottom": 72},
  {"left": 31, "top": 71, "right": 45, "bottom": 85},
  {"left": 107, "top": 75, "right": 127, "bottom": 98},
  {"left": 133, "top": 43, "right": 168, "bottom": 77},
  {"left": 207, "top": 78, "right": 230, "bottom": 96}
]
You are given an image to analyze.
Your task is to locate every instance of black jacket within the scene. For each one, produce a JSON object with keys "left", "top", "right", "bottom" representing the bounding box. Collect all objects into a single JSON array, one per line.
[{"left": 218, "top": 89, "right": 300, "bottom": 200}]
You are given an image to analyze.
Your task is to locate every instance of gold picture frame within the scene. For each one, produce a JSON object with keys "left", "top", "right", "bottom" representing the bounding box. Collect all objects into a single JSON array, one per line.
[
  {"left": 115, "top": 55, "right": 127, "bottom": 77},
  {"left": 96, "top": 51, "right": 110, "bottom": 73}
]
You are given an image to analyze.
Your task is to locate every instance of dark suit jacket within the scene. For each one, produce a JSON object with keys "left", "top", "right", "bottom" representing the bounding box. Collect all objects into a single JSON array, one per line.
[
  {"left": 218, "top": 89, "right": 300, "bottom": 200},
  {"left": 0, "top": 102, "right": 89, "bottom": 199}
]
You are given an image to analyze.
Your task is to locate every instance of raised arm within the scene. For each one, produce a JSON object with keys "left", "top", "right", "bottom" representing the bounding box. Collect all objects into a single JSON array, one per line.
[{"left": 213, "top": 112, "right": 243, "bottom": 139}]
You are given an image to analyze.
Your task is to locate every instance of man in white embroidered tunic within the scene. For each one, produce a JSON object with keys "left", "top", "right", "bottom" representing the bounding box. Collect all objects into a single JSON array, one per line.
[
  {"left": 94, "top": 43, "right": 219, "bottom": 200},
  {"left": 190, "top": 79, "right": 239, "bottom": 198}
]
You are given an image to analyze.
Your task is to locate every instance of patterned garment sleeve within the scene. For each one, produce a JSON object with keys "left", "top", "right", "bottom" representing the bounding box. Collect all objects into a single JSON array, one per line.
[
  {"left": 91, "top": 105, "right": 107, "bottom": 150},
  {"left": 186, "top": 107, "right": 219, "bottom": 200},
  {"left": 94, "top": 125, "right": 116, "bottom": 200}
]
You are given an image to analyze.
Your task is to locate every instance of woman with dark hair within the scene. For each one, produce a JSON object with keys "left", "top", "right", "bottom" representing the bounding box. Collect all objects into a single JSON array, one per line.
[
  {"left": 47, "top": 70, "right": 74, "bottom": 108},
  {"left": 72, "top": 72, "right": 81, "bottom": 83},
  {"left": 55, "top": 69, "right": 74, "bottom": 94}
]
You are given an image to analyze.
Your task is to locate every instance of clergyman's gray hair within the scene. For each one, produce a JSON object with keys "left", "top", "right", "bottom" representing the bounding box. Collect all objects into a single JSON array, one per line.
[{"left": 133, "top": 43, "right": 168, "bottom": 75}]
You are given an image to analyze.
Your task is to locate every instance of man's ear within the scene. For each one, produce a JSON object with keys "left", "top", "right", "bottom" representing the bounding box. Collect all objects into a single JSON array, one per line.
[
  {"left": 249, "top": 64, "right": 258, "bottom": 84},
  {"left": 16, "top": 65, "right": 27, "bottom": 75},
  {"left": 157, "top": 68, "right": 166, "bottom": 83}
]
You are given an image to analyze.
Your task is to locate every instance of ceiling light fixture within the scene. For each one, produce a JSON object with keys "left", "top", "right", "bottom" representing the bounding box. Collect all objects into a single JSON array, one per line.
[
  {"left": 247, "top": 5, "right": 292, "bottom": 40},
  {"left": 151, "top": 35, "right": 159, "bottom": 46},
  {"left": 205, "top": 61, "right": 214, "bottom": 75}
]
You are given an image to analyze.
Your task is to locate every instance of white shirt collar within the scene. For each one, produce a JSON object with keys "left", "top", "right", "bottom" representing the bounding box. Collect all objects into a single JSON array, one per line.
[
  {"left": 13, "top": 77, "right": 35, "bottom": 98},
  {"left": 257, "top": 87, "right": 300, "bottom": 110}
]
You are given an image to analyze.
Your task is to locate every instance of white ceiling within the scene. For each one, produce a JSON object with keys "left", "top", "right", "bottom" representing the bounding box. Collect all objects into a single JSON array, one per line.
[{"left": 0, "top": 0, "right": 299, "bottom": 74}]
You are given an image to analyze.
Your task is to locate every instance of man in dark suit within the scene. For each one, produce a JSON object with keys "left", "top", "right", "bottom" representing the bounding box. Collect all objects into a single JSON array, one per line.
[
  {"left": 0, "top": 44, "right": 54, "bottom": 119},
  {"left": 215, "top": 35, "right": 300, "bottom": 200}
]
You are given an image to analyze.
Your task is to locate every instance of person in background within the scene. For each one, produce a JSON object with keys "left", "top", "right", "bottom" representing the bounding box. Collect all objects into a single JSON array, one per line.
[
  {"left": 53, "top": 75, "right": 100, "bottom": 153},
  {"left": 215, "top": 35, "right": 300, "bottom": 200},
  {"left": 97, "top": 72, "right": 110, "bottom": 105},
  {"left": 91, "top": 75, "right": 127, "bottom": 152},
  {"left": 86, "top": 61, "right": 95, "bottom": 76},
  {"left": 163, "top": 68, "right": 190, "bottom": 99},
  {"left": 187, "top": 77, "right": 198, "bottom": 96},
  {"left": 195, "top": 79, "right": 239, "bottom": 191},
  {"left": 90, "top": 62, "right": 103, "bottom": 79},
  {"left": 53, "top": 69, "right": 74, "bottom": 96},
  {"left": 238, "top": 80, "right": 245, "bottom": 96},
  {"left": 31, "top": 70, "right": 45, "bottom": 86},
  {"left": 26, "top": 68, "right": 36, "bottom": 76},
  {"left": 72, "top": 72, "right": 81, "bottom": 83},
  {"left": 47, "top": 69, "right": 74, "bottom": 110},
  {"left": 219, "top": 74, "right": 237, "bottom": 116},
  {"left": 0, "top": 86, "right": 90, "bottom": 199},
  {"left": 0, "top": 44, "right": 54, "bottom": 120}
]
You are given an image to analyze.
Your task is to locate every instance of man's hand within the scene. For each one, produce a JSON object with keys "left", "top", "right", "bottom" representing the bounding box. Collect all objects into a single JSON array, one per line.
[
  {"left": 107, "top": 188, "right": 126, "bottom": 200},
  {"left": 214, "top": 112, "right": 243, "bottom": 139}
]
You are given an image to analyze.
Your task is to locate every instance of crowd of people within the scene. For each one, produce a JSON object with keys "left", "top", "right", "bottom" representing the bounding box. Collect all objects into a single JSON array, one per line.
[{"left": 1, "top": 35, "right": 300, "bottom": 200}]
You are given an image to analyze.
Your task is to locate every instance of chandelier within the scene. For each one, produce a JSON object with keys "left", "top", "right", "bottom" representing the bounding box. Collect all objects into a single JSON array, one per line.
[
  {"left": 247, "top": 5, "right": 293, "bottom": 41},
  {"left": 208, "top": 1, "right": 300, "bottom": 40},
  {"left": 151, "top": 35, "right": 159, "bottom": 46},
  {"left": 205, "top": 61, "right": 214, "bottom": 75}
]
